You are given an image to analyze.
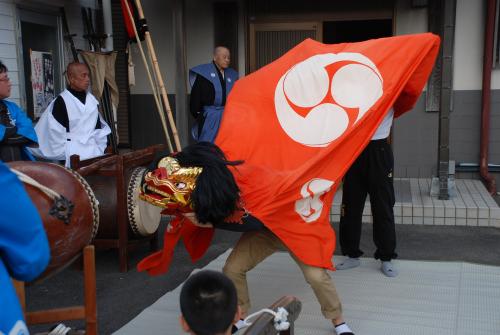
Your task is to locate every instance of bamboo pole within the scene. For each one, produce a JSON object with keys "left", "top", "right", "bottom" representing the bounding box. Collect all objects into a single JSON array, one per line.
[
  {"left": 122, "top": 0, "right": 174, "bottom": 153},
  {"left": 133, "top": 0, "right": 182, "bottom": 151}
]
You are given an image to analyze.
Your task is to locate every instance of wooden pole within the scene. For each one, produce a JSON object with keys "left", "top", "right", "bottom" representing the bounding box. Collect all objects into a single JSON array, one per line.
[
  {"left": 83, "top": 245, "right": 97, "bottom": 335},
  {"left": 122, "top": 0, "right": 174, "bottom": 152},
  {"left": 12, "top": 279, "right": 26, "bottom": 315},
  {"left": 133, "top": 0, "right": 182, "bottom": 151}
]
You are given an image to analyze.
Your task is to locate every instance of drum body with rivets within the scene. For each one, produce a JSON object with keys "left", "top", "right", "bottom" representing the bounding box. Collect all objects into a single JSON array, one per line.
[
  {"left": 8, "top": 161, "right": 98, "bottom": 280},
  {"left": 85, "top": 166, "right": 162, "bottom": 239}
]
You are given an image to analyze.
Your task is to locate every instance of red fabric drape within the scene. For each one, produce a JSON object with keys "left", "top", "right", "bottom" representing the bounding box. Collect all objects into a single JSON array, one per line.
[{"left": 138, "top": 33, "right": 440, "bottom": 275}]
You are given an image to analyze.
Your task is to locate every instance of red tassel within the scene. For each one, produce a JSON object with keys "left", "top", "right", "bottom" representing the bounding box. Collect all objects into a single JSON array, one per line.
[
  {"left": 137, "top": 215, "right": 215, "bottom": 276},
  {"left": 137, "top": 216, "right": 183, "bottom": 275},
  {"left": 182, "top": 224, "right": 215, "bottom": 262}
]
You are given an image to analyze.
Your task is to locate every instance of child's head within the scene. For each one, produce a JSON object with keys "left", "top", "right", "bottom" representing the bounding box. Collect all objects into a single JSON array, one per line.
[{"left": 180, "top": 270, "right": 239, "bottom": 335}]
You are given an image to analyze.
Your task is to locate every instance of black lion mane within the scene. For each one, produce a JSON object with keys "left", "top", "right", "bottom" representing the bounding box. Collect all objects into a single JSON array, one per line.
[{"left": 173, "top": 142, "right": 243, "bottom": 225}]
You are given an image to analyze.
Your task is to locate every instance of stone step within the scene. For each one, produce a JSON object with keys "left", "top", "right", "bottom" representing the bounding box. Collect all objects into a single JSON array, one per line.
[{"left": 330, "top": 178, "right": 500, "bottom": 227}]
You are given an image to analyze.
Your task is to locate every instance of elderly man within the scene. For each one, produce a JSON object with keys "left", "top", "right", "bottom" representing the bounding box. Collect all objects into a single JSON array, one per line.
[
  {"left": 32, "top": 62, "right": 111, "bottom": 167},
  {"left": 189, "top": 46, "right": 239, "bottom": 142},
  {"left": 0, "top": 60, "right": 38, "bottom": 161}
]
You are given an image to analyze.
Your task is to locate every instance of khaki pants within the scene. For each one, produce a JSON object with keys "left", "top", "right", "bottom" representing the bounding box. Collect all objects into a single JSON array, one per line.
[{"left": 223, "top": 229, "right": 343, "bottom": 320}]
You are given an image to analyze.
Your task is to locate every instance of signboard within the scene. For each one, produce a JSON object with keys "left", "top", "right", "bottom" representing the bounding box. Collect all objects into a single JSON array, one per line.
[{"left": 30, "top": 50, "right": 54, "bottom": 118}]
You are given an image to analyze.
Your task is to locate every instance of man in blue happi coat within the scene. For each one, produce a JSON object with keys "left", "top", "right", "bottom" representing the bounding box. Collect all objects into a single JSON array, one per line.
[
  {"left": 0, "top": 60, "right": 38, "bottom": 162},
  {"left": 189, "top": 46, "right": 239, "bottom": 142},
  {"left": 0, "top": 161, "right": 50, "bottom": 334}
]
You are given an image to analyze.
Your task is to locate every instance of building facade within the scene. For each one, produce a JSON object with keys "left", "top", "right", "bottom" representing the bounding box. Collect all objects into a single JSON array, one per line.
[{"left": 1, "top": 0, "right": 498, "bottom": 188}]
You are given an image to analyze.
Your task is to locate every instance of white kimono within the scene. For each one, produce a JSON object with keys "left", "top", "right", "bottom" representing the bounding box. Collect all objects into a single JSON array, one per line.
[{"left": 31, "top": 89, "right": 111, "bottom": 167}]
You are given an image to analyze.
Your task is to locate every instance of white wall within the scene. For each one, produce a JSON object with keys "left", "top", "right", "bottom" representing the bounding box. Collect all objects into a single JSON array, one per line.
[
  {"left": 395, "top": 0, "right": 500, "bottom": 91},
  {"left": 186, "top": 0, "right": 214, "bottom": 75},
  {"left": 394, "top": 0, "right": 427, "bottom": 35},
  {"left": 185, "top": 0, "right": 245, "bottom": 90},
  {"left": 62, "top": 0, "right": 96, "bottom": 53},
  {"left": 453, "top": 0, "right": 486, "bottom": 90},
  {"left": 128, "top": 0, "right": 247, "bottom": 95},
  {"left": 453, "top": 0, "right": 500, "bottom": 90},
  {"left": 392, "top": 1, "right": 435, "bottom": 177},
  {"left": 129, "top": 1, "right": 176, "bottom": 94},
  {"left": 237, "top": 1, "right": 246, "bottom": 75},
  {"left": 2, "top": 0, "right": 246, "bottom": 98},
  {"left": 0, "top": 0, "right": 21, "bottom": 105},
  {"left": 0, "top": 0, "right": 95, "bottom": 106}
]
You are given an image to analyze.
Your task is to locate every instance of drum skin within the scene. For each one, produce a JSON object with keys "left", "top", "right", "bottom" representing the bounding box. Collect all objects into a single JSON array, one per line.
[{"left": 8, "top": 161, "right": 97, "bottom": 280}]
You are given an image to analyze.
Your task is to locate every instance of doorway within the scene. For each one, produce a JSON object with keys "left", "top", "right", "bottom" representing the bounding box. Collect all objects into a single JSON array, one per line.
[
  {"left": 248, "top": 19, "right": 392, "bottom": 73},
  {"left": 249, "top": 22, "right": 322, "bottom": 72},
  {"left": 18, "top": 9, "right": 63, "bottom": 119},
  {"left": 323, "top": 19, "right": 393, "bottom": 44}
]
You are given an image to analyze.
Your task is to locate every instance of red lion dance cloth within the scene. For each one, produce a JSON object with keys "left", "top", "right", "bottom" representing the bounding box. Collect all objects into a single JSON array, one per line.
[{"left": 138, "top": 33, "right": 440, "bottom": 275}]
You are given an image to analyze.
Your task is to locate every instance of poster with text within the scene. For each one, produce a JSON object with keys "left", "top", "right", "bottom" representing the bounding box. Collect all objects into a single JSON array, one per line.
[{"left": 30, "top": 50, "right": 54, "bottom": 118}]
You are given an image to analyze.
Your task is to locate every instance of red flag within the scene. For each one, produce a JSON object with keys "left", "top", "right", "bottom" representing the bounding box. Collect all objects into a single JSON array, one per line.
[
  {"left": 215, "top": 33, "right": 440, "bottom": 269},
  {"left": 120, "top": 0, "right": 145, "bottom": 42}
]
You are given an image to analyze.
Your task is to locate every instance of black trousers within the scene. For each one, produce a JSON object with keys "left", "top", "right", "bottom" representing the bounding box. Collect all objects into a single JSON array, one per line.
[{"left": 339, "top": 138, "right": 397, "bottom": 261}]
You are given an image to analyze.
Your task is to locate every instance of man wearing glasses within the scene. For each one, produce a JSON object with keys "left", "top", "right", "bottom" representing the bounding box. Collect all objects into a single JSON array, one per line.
[{"left": 0, "top": 60, "right": 38, "bottom": 162}]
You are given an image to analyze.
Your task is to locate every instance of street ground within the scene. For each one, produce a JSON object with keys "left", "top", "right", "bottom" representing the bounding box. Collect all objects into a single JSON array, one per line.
[{"left": 27, "top": 196, "right": 500, "bottom": 334}]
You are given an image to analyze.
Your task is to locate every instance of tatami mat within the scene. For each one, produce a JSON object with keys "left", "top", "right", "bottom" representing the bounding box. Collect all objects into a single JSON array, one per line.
[{"left": 114, "top": 251, "right": 500, "bottom": 335}]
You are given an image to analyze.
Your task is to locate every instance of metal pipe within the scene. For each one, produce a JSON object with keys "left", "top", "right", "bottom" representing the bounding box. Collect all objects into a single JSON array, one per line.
[
  {"left": 480, "top": 0, "right": 497, "bottom": 195},
  {"left": 102, "top": 0, "right": 114, "bottom": 51},
  {"left": 456, "top": 162, "right": 500, "bottom": 173}
]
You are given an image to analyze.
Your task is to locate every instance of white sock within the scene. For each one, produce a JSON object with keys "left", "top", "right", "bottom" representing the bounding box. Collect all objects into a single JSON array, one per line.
[
  {"left": 335, "top": 322, "right": 353, "bottom": 334},
  {"left": 235, "top": 319, "right": 247, "bottom": 329}
]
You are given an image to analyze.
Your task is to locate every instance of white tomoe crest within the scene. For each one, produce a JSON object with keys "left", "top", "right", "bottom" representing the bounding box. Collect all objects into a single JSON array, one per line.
[
  {"left": 294, "top": 178, "right": 334, "bottom": 223},
  {"left": 274, "top": 52, "right": 383, "bottom": 147},
  {"left": 278, "top": 53, "right": 382, "bottom": 222}
]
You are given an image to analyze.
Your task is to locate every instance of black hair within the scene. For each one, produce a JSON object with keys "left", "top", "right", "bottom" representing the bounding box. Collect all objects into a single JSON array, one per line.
[
  {"left": 0, "top": 60, "right": 7, "bottom": 74},
  {"left": 174, "top": 142, "right": 243, "bottom": 225},
  {"left": 180, "top": 270, "right": 237, "bottom": 335}
]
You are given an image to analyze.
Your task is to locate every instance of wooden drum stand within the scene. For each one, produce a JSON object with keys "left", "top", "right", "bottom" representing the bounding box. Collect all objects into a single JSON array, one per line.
[
  {"left": 13, "top": 245, "right": 97, "bottom": 335},
  {"left": 71, "top": 144, "right": 166, "bottom": 272}
]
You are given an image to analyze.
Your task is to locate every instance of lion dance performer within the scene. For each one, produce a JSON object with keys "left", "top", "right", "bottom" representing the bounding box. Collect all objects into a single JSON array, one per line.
[{"left": 138, "top": 33, "right": 441, "bottom": 335}]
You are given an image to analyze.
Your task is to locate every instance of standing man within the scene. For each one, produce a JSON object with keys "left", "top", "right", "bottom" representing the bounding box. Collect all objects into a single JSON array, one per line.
[
  {"left": 0, "top": 60, "right": 38, "bottom": 162},
  {"left": 32, "top": 62, "right": 111, "bottom": 167},
  {"left": 189, "top": 46, "right": 238, "bottom": 142},
  {"left": 336, "top": 109, "right": 398, "bottom": 277}
]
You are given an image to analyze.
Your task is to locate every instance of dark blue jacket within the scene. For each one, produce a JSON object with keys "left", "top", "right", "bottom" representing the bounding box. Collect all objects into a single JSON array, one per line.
[
  {"left": 189, "top": 63, "right": 238, "bottom": 142},
  {"left": 0, "top": 100, "right": 38, "bottom": 160}
]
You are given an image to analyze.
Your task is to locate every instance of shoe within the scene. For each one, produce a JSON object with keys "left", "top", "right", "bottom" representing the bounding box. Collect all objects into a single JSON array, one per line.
[
  {"left": 381, "top": 261, "right": 398, "bottom": 277},
  {"left": 335, "top": 257, "right": 360, "bottom": 270}
]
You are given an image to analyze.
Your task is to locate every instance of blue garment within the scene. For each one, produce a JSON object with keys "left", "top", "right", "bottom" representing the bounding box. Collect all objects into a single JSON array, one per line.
[
  {"left": 0, "top": 100, "right": 38, "bottom": 161},
  {"left": 189, "top": 63, "right": 238, "bottom": 142},
  {"left": 0, "top": 161, "right": 49, "bottom": 334}
]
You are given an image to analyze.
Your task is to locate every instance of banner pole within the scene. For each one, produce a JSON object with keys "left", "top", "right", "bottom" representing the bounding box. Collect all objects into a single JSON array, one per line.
[{"left": 122, "top": 0, "right": 174, "bottom": 152}]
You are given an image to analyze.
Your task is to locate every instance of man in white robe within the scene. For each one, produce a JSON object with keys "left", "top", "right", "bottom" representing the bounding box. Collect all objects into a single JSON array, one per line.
[{"left": 31, "top": 62, "right": 111, "bottom": 167}]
